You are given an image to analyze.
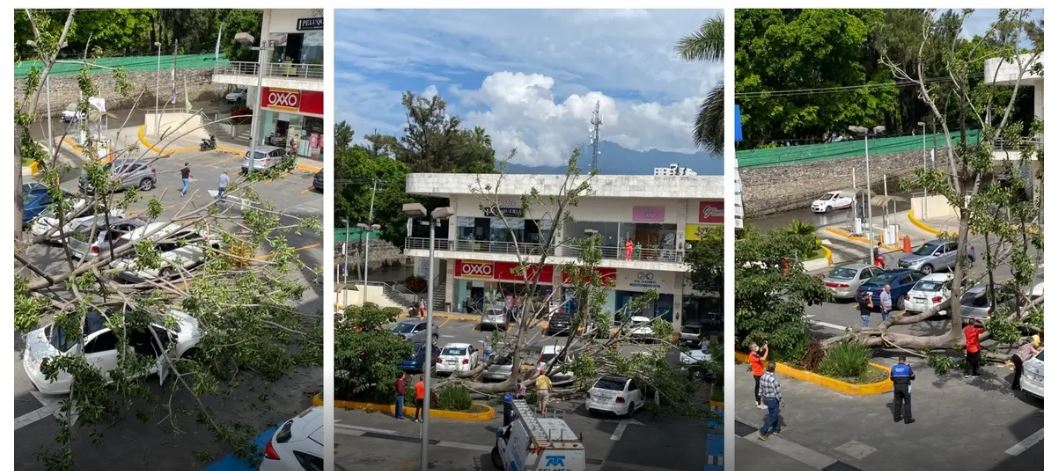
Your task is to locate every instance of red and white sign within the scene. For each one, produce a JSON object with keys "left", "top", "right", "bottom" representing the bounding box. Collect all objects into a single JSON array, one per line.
[
  {"left": 494, "top": 262, "right": 554, "bottom": 284},
  {"left": 455, "top": 260, "right": 494, "bottom": 280},
  {"left": 260, "top": 87, "right": 324, "bottom": 116},
  {"left": 699, "top": 201, "right": 723, "bottom": 224}
]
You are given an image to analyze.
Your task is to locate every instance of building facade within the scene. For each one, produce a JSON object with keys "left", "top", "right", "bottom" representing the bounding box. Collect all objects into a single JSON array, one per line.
[
  {"left": 212, "top": 9, "right": 325, "bottom": 160},
  {"left": 403, "top": 173, "right": 723, "bottom": 330}
]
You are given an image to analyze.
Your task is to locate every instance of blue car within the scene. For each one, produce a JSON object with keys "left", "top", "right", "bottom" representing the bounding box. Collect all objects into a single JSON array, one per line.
[
  {"left": 22, "top": 183, "right": 53, "bottom": 225},
  {"left": 398, "top": 341, "right": 440, "bottom": 373},
  {"left": 856, "top": 269, "right": 925, "bottom": 311}
]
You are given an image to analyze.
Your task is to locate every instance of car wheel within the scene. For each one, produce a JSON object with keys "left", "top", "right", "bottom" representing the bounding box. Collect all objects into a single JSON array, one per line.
[
  {"left": 490, "top": 445, "right": 503, "bottom": 469},
  {"left": 823, "top": 205, "right": 831, "bottom": 213},
  {"left": 921, "top": 264, "right": 934, "bottom": 275},
  {"left": 159, "top": 267, "right": 175, "bottom": 279},
  {"left": 690, "top": 367, "right": 706, "bottom": 381},
  {"left": 139, "top": 178, "right": 154, "bottom": 191}
]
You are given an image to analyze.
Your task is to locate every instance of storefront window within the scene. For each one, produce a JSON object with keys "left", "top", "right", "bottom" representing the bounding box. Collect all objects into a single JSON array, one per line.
[
  {"left": 615, "top": 291, "right": 674, "bottom": 322},
  {"left": 259, "top": 110, "right": 324, "bottom": 159}
]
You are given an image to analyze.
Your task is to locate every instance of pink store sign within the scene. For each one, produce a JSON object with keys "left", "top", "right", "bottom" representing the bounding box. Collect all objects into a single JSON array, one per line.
[{"left": 632, "top": 206, "right": 665, "bottom": 222}]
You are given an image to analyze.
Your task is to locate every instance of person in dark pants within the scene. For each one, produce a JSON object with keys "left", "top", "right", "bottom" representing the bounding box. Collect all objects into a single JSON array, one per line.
[
  {"left": 393, "top": 372, "right": 407, "bottom": 420},
  {"left": 413, "top": 375, "right": 426, "bottom": 423},
  {"left": 758, "top": 362, "right": 782, "bottom": 440},
  {"left": 1010, "top": 340, "right": 1039, "bottom": 390},
  {"left": 749, "top": 343, "right": 768, "bottom": 409},
  {"left": 890, "top": 355, "right": 915, "bottom": 424},
  {"left": 964, "top": 319, "right": 987, "bottom": 377}
]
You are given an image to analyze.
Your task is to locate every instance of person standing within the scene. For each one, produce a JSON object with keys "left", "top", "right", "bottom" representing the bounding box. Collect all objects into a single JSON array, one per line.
[
  {"left": 413, "top": 375, "right": 426, "bottom": 423},
  {"left": 890, "top": 355, "right": 915, "bottom": 424},
  {"left": 749, "top": 343, "right": 768, "bottom": 409},
  {"left": 967, "top": 245, "right": 976, "bottom": 268},
  {"left": 758, "top": 362, "right": 782, "bottom": 440},
  {"left": 179, "top": 163, "right": 191, "bottom": 197},
  {"left": 879, "top": 284, "right": 893, "bottom": 323},
  {"left": 624, "top": 239, "right": 634, "bottom": 261},
  {"left": 964, "top": 319, "right": 987, "bottom": 377},
  {"left": 393, "top": 372, "right": 407, "bottom": 420},
  {"left": 860, "top": 290, "right": 875, "bottom": 328},
  {"left": 535, "top": 370, "right": 553, "bottom": 415},
  {"left": 1010, "top": 339, "right": 1039, "bottom": 390},
  {"left": 217, "top": 170, "right": 229, "bottom": 201},
  {"left": 418, "top": 298, "right": 426, "bottom": 318}
]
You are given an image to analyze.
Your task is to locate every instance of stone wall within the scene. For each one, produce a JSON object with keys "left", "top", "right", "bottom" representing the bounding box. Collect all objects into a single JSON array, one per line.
[
  {"left": 739, "top": 150, "right": 926, "bottom": 217},
  {"left": 15, "top": 68, "right": 227, "bottom": 117}
]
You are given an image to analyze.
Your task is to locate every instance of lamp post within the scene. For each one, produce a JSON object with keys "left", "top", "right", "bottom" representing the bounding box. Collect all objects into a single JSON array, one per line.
[
  {"left": 402, "top": 202, "right": 453, "bottom": 471},
  {"left": 342, "top": 218, "right": 350, "bottom": 308},
  {"left": 357, "top": 222, "right": 381, "bottom": 305},
  {"left": 155, "top": 42, "right": 162, "bottom": 134},
  {"left": 848, "top": 125, "right": 885, "bottom": 262},
  {"left": 234, "top": 32, "right": 273, "bottom": 174}
]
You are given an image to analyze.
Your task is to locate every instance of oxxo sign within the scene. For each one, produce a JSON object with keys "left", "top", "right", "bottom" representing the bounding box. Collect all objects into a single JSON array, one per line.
[
  {"left": 456, "top": 260, "right": 493, "bottom": 280},
  {"left": 264, "top": 88, "right": 300, "bottom": 112}
]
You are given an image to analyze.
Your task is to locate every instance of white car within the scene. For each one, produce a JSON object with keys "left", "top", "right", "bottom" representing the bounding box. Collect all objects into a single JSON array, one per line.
[
  {"left": 904, "top": 273, "right": 954, "bottom": 314},
  {"left": 22, "top": 310, "right": 201, "bottom": 395},
  {"left": 681, "top": 347, "right": 715, "bottom": 382},
  {"left": 435, "top": 342, "right": 481, "bottom": 375},
  {"left": 628, "top": 316, "right": 656, "bottom": 341},
  {"left": 61, "top": 104, "right": 86, "bottom": 123},
  {"left": 586, "top": 375, "right": 646, "bottom": 416},
  {"left": 537, "top": 344, "right": 575, "bottom": 382},
  {"left": 260, "top": 406, "right": 323, "bottom": 471},
  {"left": 112, "top": 228, "right": 219, "bottom": 282},
  {"left": 225, "top": 88, "right": 247, "bottom": 103},
  {"left": 811, "top": 191, "right": 854, "bottom": 213},
  {"left": 242, "top": 146, "right": 287, "bottom": 173},
  {"left": 1021, "top": 349, "right": 1044, "bottom": 399}
]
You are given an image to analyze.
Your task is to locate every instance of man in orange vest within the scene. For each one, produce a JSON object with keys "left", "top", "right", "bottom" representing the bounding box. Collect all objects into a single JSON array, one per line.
[
  {"left": 964, "top": 319, "right": 987, "bottom": 377},
  {"left": 749, "top": 342, "right": 768, "bottom": 409}
]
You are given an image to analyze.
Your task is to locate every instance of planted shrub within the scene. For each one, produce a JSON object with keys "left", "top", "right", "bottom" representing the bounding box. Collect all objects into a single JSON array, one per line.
[
  {"left": 435, "top": 384, "right": 472, "bottom": 411},
  {"left": 818, "top": 341, "right": 871, "bottom": 380}
]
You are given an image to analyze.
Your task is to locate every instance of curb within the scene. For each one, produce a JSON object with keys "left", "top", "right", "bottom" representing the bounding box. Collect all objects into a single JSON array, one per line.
[
  {"left": 907, "top": 208, "right": 943, "bottom": 236},
  {"left": 137, "top": 125, "right": 249, "bottom": 158},
  {"left": 820, "top": 244, "right": 833, "bottom": 266},
  {"left": 734, "top": 351, "right": 892, "bottom": 396},
  {"left": 315, "top": 393, "right": 496, "bottom": 422},
  {"left": 823, "top": 226, "right": 899, "bottom": 251}
]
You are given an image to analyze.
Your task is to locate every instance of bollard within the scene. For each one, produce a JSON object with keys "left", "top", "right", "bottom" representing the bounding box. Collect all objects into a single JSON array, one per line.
[
  {"left": 502, "top": 393, "right": 515, "bottom": 426},
  {"left": 903, "top": 235, "right": 912, "bottom": 253}
]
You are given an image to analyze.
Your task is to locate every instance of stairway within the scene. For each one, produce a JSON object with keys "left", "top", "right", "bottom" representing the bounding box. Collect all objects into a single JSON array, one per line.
[{"left": 431, "top": 282, "right": 446, "bottom": 311}]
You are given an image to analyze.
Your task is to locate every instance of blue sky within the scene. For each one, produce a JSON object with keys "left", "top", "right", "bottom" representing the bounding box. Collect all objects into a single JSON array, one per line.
[{"left": 334, "top": 10, "right": 723, "bottom": 166}]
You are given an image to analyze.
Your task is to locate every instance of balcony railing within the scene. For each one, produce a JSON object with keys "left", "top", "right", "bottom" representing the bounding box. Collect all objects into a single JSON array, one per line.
[
  {"left": 214, "top": 61, "right": 323, "bottom": 80},
  {"left": 404, "top": 237, "right": 684, "bottom": 263}
]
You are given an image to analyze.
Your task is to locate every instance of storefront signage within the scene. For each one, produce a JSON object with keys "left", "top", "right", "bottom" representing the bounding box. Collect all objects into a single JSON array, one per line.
[
  {"left": 699, "top": 201, "right": 723, "bottom": 224},
  {"left": 561, "top": 267, "right": 616, "bottom": 287},
  {"left": 494, "top": 262, "right": 554, "bottom": 284},
  {"left": 685, "top": 224, "right": 703, "bottom": 241},
  {"left": 483, "top": 206, "right": 523, "bottom": 217},
  {"left": 260, "top": 88, "right": 324, "bottom": 116},
  {"left": 455, "top": 260, "right": 493, "bottom": 280},
  {"left": 615, "top": 269, "right": 675, "bottom": 292},
  {"left": 632, "top": 206, "right": 665, "bottom": 222},
  {"left": 296, "top": 17, "right": 324, "bottom": 31}
]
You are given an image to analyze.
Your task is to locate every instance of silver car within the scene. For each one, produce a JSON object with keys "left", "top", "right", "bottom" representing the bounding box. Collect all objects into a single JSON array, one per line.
[
  {"left": 391, "top": 319, "right": 439, "bottom": 343},
  {"left": 958, "top": 283, "right": 1026, "bottom": 323},
  {"left": 898, "top": 239, "right": 958, "bottom": 274},
  {"left": 78, "top": 160, "right": 157, "bottom": 194},
  {"left": 241, "top": 146, "right": 287, "bottom": 173},
  {"left": 822, "top": 264, "right": 884, "bottom": 299},
  {"left": 66, "top": 217, "right": 147, "bottom": 260}
]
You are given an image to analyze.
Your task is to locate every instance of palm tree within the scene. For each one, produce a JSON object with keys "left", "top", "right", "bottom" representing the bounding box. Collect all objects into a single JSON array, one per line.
[{"left": 676, "top": 14, "right": 724, "bottom": 154}]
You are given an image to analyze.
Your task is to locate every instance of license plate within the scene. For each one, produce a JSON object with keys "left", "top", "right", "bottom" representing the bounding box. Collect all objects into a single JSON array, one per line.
[{"left": 915, "top": 298, "right": 926, "bottom": 302}]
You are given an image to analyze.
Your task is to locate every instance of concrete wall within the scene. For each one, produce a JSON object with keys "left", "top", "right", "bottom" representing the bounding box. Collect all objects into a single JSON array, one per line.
[
  {"left": 267, "top": 9, "right": 324, "bottom": 33},
  {"left": 15, "top": 68, "right": 226, "bottom": 117},
  {"left": 739, "top": 150, "right": 926, "bottom": 217},
  {"left": 911, "top": 195, "right": 959, "bottom": 220},
  {"left": 145, "top": 112, "right": 208, "bottom": 139}
]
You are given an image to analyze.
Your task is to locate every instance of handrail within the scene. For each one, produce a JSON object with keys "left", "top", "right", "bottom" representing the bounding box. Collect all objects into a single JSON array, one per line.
[
  {"left": 214, "top": 61, "right": 323, "bottom": 80},
  {"left": 404, "top": 237, "right": 684, "bottom": 263}
]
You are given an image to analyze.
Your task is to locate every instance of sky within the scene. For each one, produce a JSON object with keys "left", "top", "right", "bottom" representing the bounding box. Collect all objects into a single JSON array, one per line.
[
  {"left": 334, "top": 10, "right": 723, "bottom": 167},
  {"left": 960, "top": 9, "right": 1043, "bottom": 41}
]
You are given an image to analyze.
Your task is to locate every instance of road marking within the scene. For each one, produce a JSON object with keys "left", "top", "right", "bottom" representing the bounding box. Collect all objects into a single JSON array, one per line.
[
  {"left": 806, "top": 316, "right": 848, "bottom": 331},
  {"left": 440, "top": 334, "right": 456, "bottom": 338},
  {"left": 610, "top": 418, "right": 643, "bottom": 440},
  {"left": 435, "top": 440, "right": 492, "bottom": 452},
  {"left": 439, "top": 318, "right": 450, "bottom": 328},
  {"left": 737, "top": 418, "right": 837, "bottom": 469},
  {"left": 335, "top": 423, "right": 397, "bottom": 435},
  {"left": 1005, "top": 428, "right": 1044, "bottom": 455},
  {"left": 14, "top": 402, "right": 61, "bottom": 431}
]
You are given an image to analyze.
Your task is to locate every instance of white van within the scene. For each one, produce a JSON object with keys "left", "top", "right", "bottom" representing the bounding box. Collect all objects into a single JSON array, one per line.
[{"left": 491, "top": 399, "right": 585, "bottom": 471}]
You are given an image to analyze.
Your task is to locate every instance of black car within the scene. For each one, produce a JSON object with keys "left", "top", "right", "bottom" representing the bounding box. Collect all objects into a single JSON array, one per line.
[
  {"left": 545, "top": 312, "right": 573, "bottom": 336},
  {"left": 312, "top": 170, "right": 323, "bottom": 192}
]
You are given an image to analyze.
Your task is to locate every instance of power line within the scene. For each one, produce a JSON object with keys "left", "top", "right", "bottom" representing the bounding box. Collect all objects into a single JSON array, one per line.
[{"left": 735, "top": 75, "right": 981, "bottom": 98}]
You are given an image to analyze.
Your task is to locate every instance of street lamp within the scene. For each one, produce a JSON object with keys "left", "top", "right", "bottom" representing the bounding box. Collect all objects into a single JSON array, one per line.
[
  {"left": 341, "top": 217, "right": 351, "bottom": 308},
  {"left": 848, "top": 125, "right": 885, "bottom": 262},
  {"left": 234, "top": 32, "right": 274, "bottom": 174},
  {"left": 155, "top": 42, "right": 162, "bottom": 134},
  {"left": 357, "top": 222, "right": 381, "bottom": 305},
  {"left": 402, "top": 202, "right": 453, "bottom": 471}
]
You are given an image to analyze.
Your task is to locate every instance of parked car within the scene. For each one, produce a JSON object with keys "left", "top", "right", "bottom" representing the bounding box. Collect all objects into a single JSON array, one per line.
[
  {"left": 1020, "top": 349, "right": 1044, "bottom": 399},
  {"left": 537, "top": 344, "right": 575, "bottom": 382},
  {"left": 958, "top": 283, "right": 1026, "bottom": 323},
  {"left": 904, "top": 273, "right": 955, "bottom": 315},
  {"left": 822, "top": 263, "right": 884, "bottom": 300},
  {"left": 22, "top": 309, "right": 201, "bottom": 395},
  {"left": 33, "top": 209, "right": 126, "bottom": 244},
  {"left": 65, "top": 217, "right": 147, "bottom": 260},
  {"left": 29, "top": 196, "right": 88, "bottom": 237},
  {"left": 586, "top": 376, "right": 647, "bottom": 416},
  {"left": 61, "top": 103, "right": 86, "bottom": 123},
  {"left": 78, "top": 160, "right": 157, "bottom": 194},
  {"left": 312, "top": 170, "right": 323, "bottom": 192},
  {"left": 628, "top": 316, "right": 655, "bottom": 341},
  {"left": 391, "top": 319, "right": 439, "bottom": 343},
  {"left": 259, "top": 406, "right": 323, "bottom": 471},
  {"left": 680, "top": 347, "right": 715, "bottom": 382},
  {"left": 22, "top": 182, "right": 54, "bottom": 225},
  {"left": 545, "top": 312, "right": 573, "bottom": 336},
  {"left": 856, "top": 269, "right": 926, "bottom": 311},
  {"left": 480, "top": 305, "right": 508, "bottom": 331},
  {"left": 678, "top": 322, "right": 704, "bottom": 347},
  {"left": 397, "top": 341, "right": 441, "bottom": 373},
  {"left": 112, "top": 227, "right": 219, "bottom": 282},
  {"left": 482, "top": 355, "right": 536, "bottom": 381},
  {"left": 225, "top": 88, "right": 247, "bottom": 104},
  {"left": 810, "top": 190, "right": 853, "bottom": 213},
  {"left": 242, "top": 146, "right": 287, "bottom": 173},
  {"left": 435, "top": 343, "right": 481, "bottom": 375},
  {"left": 898, "top": 239, "right": 958, "bottom": 274}
]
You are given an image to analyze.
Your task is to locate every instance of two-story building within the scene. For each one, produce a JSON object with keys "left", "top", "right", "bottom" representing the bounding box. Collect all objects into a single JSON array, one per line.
[
  {"left": 212, "top": 9, "right": 325, "bottom": 161},
  {"left": 403, "top": 173, "right": 723, "bottom": 330}
]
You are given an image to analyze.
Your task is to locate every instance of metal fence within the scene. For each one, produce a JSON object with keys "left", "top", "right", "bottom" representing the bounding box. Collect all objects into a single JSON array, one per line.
[
  {"left": 736, "top": 130, "right": 982, "bottom": 169},
  {"left": 215, "top": 61, "right": 323, "bottom": 80}
]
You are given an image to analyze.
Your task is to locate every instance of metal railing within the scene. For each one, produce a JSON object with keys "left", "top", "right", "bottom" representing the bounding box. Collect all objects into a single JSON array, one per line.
[
  {"left": 214, "top": 61, "right": 324, "bottom": 80},
  {"left": 404, "top": 237, "right": 684, "bottom": 263}
]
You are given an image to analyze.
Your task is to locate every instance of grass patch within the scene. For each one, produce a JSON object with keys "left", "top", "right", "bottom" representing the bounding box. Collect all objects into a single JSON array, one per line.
[{"left": 817, "top": 341, "right": 873, "bottom": 382}]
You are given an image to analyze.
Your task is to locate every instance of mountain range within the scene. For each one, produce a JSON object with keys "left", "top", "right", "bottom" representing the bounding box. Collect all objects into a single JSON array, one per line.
[{"left": 499, "top": 141, "right": 723, "bottom": 175}]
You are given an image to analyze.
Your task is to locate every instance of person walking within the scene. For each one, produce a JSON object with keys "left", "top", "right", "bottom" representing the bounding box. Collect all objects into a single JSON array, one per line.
[
  {"left": 967, "top": 245, "right": 976, "bottom": 268},
  {"left": 964, "top": 319, "right": 987, "bottom": 377},
  {"left": 890, "top": 355, "right": 915, "bottom": 424},
  {"left": 879, "top": 284, "right": 894, "bottom": 323},
  {"left": 413, "top": 375, "right": 426, "bottom": 423},
  {"left": 859, "top": 290, "right": 875, "bottom": 328},
  {"left": 758, "top": 362, "right": 782, "bottom": 440},
  {"left": 1010, "top": 339, "right": 1039, "bottom": 390},
  {"left": 535, "top": 370, "right": 553, "bottom": 415},
  {"left": 217, "top": 171, "right": 230, "bottom": 201},
  {"left": 393, "top": 372, "right": 407, "bottom": 420},
  {"left": 418, "top": 298, "right": 426, "bottom": 318},
  {"left": 179, "top": 163, "right": 191, "bottom": 197},
  {"left": 749, "top": 343, "right": 768, "bottom": 409}
]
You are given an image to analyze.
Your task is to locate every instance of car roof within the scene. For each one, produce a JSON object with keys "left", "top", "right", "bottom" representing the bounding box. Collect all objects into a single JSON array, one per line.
[
  {"left": 540, "top": 344, "right": 566, "bottom": 353},
  {"left": 251, "top": 145, "right": 282, "bottom": 152},
  {"left": 442, "top": 342, "right": 472, "bottom": 349},
  {"left": 289, "top": 407, "right": 324, "bottom": 445},
  {"left": 597, "top": 375, "right": 630, "bottom": 383}
]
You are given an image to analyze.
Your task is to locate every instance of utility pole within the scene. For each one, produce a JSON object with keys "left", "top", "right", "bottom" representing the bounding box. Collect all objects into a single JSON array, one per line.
[{"left": 590, "top": 101, "right": 602, "bottom": 171}]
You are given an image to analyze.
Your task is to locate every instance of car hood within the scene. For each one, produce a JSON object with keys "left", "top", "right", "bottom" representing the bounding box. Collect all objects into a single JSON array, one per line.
[
  {"left": 24, "top": 325, "right": 61, "bottom": 365},
  {"left": 899, "top": 254, "right": 931, "bottom": 264}
]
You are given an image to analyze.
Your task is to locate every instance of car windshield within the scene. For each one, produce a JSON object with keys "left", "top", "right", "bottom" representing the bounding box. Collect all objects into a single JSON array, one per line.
[
  {"left": 819, "top": 193, "right": 836, "bottom": 200},
  {"left": 594, "top": 378, "right": 627, "bottom": 391},
  {"left": 960, "top": 291, "right": 989, "bottom": 307},
  {"left": 828, "top": 267, "right": 858, "bottom": 279},
  {"left": 1035, "top": 350, "right": 1044, "bottom": 362},
  {"left": 914, "top": 280, "right": 946, "bottom": 292},
  {"left": 49, "top": 311, "right": 106, "bottom": 352},
  {"left": 913, "top": 243, "right": 941, "bottom": 256},
  {"left": 250, "top": 150, "right": 272, "bottom": 159},
  {"left": 442, "top": 347, "right": 467, "bottom": 356},
  {"left": 867, "top": 273, "right": 899, "bottom": 285},
  {"left": 394, "top": 323, "right": 417, "bottom": 334}
]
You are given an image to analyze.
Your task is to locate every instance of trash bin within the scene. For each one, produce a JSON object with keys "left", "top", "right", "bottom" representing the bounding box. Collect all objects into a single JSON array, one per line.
[{"left": 502, "top": 393, "right": 515, "bottom": 426}]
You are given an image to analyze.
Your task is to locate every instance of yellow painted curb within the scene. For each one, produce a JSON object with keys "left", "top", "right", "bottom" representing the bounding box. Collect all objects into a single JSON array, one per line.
[
  {"left": 297, "top": 161, "right": 323, "bottom": 173},
  {"left": 907, "top": 209, "right": 942, "bottom": 236},
  {"left": 820, "top": 243, "right": 833, "bottom": 266},
  {"left": 316, "top": 393, "right": 496, "bottom": 421},
  {"left": 709, "top": 400, "right": 723, "bottom": 410},
  {"left": 824, "top": 226, "right": 899, "bottom": 252},
  {"left": 735, "top": 351, "right": 892, "bottom": 396}
]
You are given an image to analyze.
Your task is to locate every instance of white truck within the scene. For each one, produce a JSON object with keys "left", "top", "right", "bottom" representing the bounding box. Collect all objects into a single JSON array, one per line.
[{"left": 491, "top": 400, "right": 586, "bottom": 471}]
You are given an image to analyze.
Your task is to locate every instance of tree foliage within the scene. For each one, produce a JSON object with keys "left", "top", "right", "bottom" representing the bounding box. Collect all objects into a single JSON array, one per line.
[
  {"left": 334, "top": 304, "right": 413, "bottom": 402},
  {"left": 333, "top": 142, "right": 410, "bottom": 247},
  {"left": 677, "top": 14, "right": 724, "bottom": 154},
  {"left": 393, "top": 92, "right": 496, "bottom": 174}
]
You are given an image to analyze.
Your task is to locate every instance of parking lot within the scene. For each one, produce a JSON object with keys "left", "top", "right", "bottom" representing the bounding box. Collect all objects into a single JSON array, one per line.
[{"left": 15, "top": 141, "right": 323, "bottom": 470}]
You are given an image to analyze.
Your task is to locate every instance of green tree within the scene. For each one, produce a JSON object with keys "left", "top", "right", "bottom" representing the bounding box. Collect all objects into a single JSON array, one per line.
[
  {"left": 392, "top": 91, "right": 496, "bottom": 173},
  {"left": 334, "top": 143, "right": 410, "bottom": 246},
  {"left": 335, "top": 304, "right": 414, "bottom": 401},
  {"left": 686, "top": 225, "right": 724, "bottom": 295},
  {"left": 334, "top": 120, "right": 354, "bottom": 152},
  {"left": 676, "top": 13, "right": 724, "bottom": 154}
]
